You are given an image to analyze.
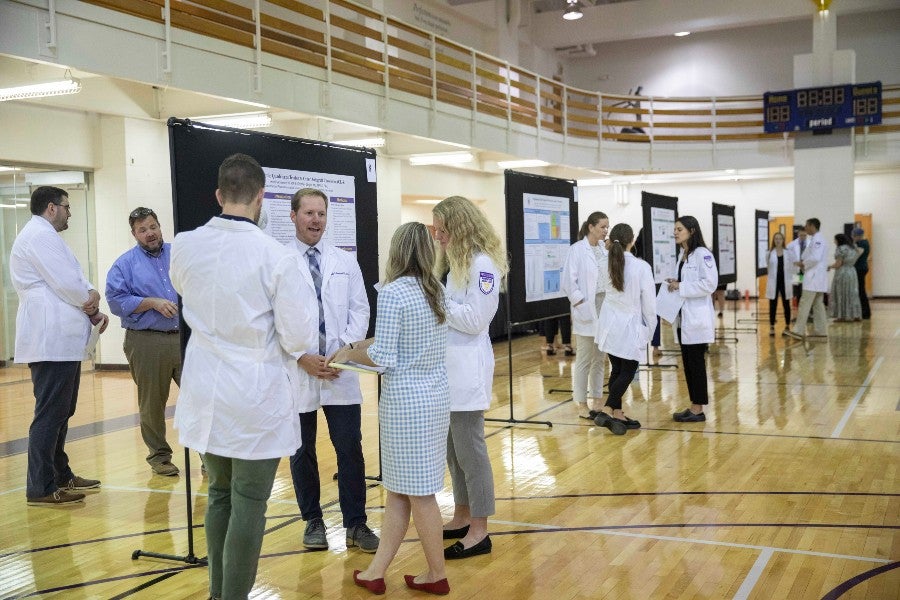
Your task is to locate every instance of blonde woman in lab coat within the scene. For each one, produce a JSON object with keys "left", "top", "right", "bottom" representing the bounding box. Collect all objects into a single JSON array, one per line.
[
  {"left": 432, "top": 196, "right": 508, "bottom": 560},
  {"left": 666, "top": 215, "right": 718, "bottom": 423}
]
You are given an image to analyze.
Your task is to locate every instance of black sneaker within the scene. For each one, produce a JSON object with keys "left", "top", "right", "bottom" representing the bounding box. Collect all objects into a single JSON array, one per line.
[
  {"left": 594, "top": 412, "right": 626, "bottom": 435},
  {"left": 346, "top": 523, "right": 380, "bottom": 553},
  {"left": 302, "top": 517, "right": 328, "bottom": 550}
]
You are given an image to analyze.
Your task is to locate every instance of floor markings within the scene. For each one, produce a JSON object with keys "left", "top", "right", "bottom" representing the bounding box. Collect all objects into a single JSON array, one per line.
[{"left": 831, "top": 356, "right": 884, "bottom": 438}]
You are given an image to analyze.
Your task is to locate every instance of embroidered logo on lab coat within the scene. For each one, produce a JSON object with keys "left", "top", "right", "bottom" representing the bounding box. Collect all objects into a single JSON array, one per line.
[
  {"left": 479, "top": 271, "right": 495, "bottom": 294},
  {"left": 703, "top": 254, "right": 714, "bottom": 268}
]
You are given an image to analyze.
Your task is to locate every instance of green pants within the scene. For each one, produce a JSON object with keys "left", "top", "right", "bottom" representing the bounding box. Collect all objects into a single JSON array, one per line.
[{"left": 203, "top": 453, "right": 280, "bottom": 600}]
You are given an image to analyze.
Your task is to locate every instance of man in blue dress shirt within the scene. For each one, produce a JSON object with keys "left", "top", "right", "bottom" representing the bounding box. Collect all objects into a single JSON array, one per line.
[{"left": 106, "top": 207, "right": 182, "bottom": 476}]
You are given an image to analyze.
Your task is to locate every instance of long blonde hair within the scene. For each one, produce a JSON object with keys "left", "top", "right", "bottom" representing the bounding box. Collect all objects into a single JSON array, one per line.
[
  {"left": 385, "top": 222, "right": 446, "bottom": 323},
  {"left": 432, "top": 196, "right": 508, "bottom": 285}
]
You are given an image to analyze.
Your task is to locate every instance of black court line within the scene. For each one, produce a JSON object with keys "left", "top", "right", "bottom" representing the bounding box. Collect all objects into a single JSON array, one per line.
[
  {"left": 10, "top": 521, "right": 896, "bottom": 598},
  {"left": 0, "top": 405, "right": 176, "bottom": 458},
  {"left": 820, "top": 561, "right": 900, "bottom": 600},
  {"left": 107, "top": 572, "right": 180, "bottom": 600}
]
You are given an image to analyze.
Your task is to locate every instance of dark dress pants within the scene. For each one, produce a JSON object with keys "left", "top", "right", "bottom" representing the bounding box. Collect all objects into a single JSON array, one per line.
[
  {"left": 605, "top": 355, "right": 640, "bottom": 410},
  {"left": 856, "top": 268, "right": 871, "bottom": 319},
  {"left": 290, "top": 404, "right": 366, "bottom": 528},
  {"left": 677, "top": 329, "right": 709, "bottom": 406},
  {"left": 26, "top": 361, "right": 81, "bottom": 498}
]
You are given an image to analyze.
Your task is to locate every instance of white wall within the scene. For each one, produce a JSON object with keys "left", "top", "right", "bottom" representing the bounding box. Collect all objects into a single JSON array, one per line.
[
  {"left": 574, "top": 171, "right": 899, "bottom": 297},
  {"left": 564, "top": 10, "right": 900, "bottom": 96}
]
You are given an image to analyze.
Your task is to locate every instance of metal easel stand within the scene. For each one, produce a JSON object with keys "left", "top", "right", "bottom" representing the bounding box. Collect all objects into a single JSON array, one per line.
[
  {"left": 132, "top": 448, "right": 207, "bottom": 566},
  {"left": 719, "top": 295, "right": 757, "bottom": 335},
  {"left": 639, "top": 342, "right": 679, "bottom": 370},
  {"left": 739, "top": 287, "right": 767, "bottom": 323},
  {"left": 365, "top": 375, "right": 383, "bottom": 482},
  {"left": 485, "top": 299, "right": 554, "bottom": 428}
]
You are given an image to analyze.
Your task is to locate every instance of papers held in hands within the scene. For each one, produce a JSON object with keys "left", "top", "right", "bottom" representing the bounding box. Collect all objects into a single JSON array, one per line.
[
  {"left": 655, "top": 284, "right": 685, "bottom": 323},
  {"left": 329, "top": 361, "right": 386, "bottom": 375}
]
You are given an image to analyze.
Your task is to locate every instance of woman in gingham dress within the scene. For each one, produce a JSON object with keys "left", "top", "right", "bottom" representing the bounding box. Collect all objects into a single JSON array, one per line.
[{"left": 332, "top": 222, "right": 451, "bottom": 596}]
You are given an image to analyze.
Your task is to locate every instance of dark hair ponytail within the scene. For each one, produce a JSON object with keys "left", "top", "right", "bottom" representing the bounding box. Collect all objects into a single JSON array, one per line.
[{"left": 607, "top": 223, "right": 634, "bottom": 292}]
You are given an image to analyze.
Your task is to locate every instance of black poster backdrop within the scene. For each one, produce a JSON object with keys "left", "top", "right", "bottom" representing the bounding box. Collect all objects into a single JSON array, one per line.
[
  {"left": 168, "top": 118, "right": 379, "bottom": 339},
  {"left": 640, "top": 192, "right": 678, "bottom": 284},
  {"left": 712, "top": 202, "right": 737, "bottom": 286},
  {"left": 756, "top": 209, "right": 770, "bottom": 277},
  {"left": 504, "top": 170, "right": 578, "bottom": 324}
]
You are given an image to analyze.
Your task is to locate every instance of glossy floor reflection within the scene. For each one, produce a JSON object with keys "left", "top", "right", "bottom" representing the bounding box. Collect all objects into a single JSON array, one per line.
[{"left": 0, "top": 302, "right": 897, "bottom": 599}]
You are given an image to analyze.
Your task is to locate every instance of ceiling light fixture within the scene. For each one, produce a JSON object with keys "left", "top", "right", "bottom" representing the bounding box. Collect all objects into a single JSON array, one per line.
[
  {"left": 0, "top": 72, "right": 81, "bottom": 102},
  {"left": 337, "top": 137, "right": 386, "bottom": 148},
  {"left": 563, "top": 1, "right": 584, "bottom": 21},
  {"left": 409, "top": 152, "right": 474, "bottom": 166},
  {"left": 195, "top": 112, "right": 272, "bottom": 129},
  {"left": 674, "top": 31, "right": 691, "bottom": 37},
  {"left": 497, "top": 159, "right": 551, "bottom": 169}
]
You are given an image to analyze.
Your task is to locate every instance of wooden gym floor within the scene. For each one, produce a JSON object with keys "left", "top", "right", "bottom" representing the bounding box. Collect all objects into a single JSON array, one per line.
[{"left": 0, "top": 301, "right": 897, "bottom": 599}]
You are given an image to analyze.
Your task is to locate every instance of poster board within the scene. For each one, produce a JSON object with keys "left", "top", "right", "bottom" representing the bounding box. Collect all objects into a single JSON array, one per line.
[
  {"left": 712, "top": 202, "right": 737, "bottom": 285},
  {"left": 505, "top": 170, "right": 578, "bottom": 324},
  {"left": 640, "top": 192, "right": 679, "bottom": 285},
  {"left": 168, "top": 118, "right": 379, "bottom": 339},
  {"left": 756, "top": 210, "right": 770, "bottom": 277}
]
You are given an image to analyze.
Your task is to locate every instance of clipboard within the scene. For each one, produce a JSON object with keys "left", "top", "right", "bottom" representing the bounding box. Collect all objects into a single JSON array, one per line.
[{"left": 329, "top": 361, "right": 386, "bottom": 375}]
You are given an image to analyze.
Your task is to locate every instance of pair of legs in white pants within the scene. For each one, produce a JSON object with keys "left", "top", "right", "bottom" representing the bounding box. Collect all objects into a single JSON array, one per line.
[{"left": 573, "top": 334, "right": 606, "bottom": 413}]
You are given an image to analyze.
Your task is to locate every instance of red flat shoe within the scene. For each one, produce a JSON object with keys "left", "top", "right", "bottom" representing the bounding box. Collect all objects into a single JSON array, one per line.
[
  {"left": 404, "top": 574, "right": 450, "bottom": 595},
  {"left": 353, "top": 570, "right": 386, "bottom": 595}
]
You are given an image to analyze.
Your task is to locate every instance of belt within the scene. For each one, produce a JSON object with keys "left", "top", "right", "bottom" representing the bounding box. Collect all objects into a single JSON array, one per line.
[{"left": 131, "top": 329, "right": 180, "bottom": 334}]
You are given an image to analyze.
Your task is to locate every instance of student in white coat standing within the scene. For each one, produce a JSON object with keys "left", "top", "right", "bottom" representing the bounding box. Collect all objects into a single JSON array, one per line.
[
  {"left": 11, "top": 186, "right": 109, "bottom": 506},
  {"left": 765, "top": 231, "right": 792, "bottom": 336},
  {"left": 787, "top": 218, "right": 828, "bottom": 340},
  {"left": 561, "top": 211, "right": 610, "bottom": 419},
  {"left": 287, "top": 188, "right": 379, "bottom": 554},
  {"left": 432, "top": 196, "right": 507, "bottom": 560},
  {"left": 666, "top": 216, "right": 718, "bottom": 423},
  {"left": 170, "top": 154, "right": 315, "bottom": 600},
  {"left": 593, "top": 224, "right": 656, "bottom": 434}
]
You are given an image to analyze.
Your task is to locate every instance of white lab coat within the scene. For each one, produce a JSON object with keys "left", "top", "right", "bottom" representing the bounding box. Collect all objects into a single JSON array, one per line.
[
  {"left": 800, "top": 232, "right": 829, "bottom": 293},
  {"left": 170, "top": 217, "right": 315, "bottom": 460},
  {"left": 292, "top": 240, "right": 370, "bottom": 412},
  {"left": 673, "top": 247, "right": 718, "bottom": 345},
  {"left": 445, "top": 253, "right": 500, "bottom": 412},
  {"left": 561, "top": 238, "right": 608, "bottom": 336},
  {"left": 764, "top": 248, "right": 793, "bottom": 299},
  {"left": 10, "top": 215, "right": 93, "bottom": 362},
  {"left": 595, "top": 254, "right": 656, "bottom": 362}
]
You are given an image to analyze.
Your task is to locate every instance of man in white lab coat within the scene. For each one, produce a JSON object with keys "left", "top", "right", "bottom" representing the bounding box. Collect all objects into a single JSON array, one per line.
[
  {"left": 787, "top": 218, "right": 828, "bottom": 340},
  {"left": 287, "top": 188, "right": 379, "bottom": 553},
  {"left": 170, "top": 154, "right": 314, "bottom": 599},
  {"left": 10, "top": 186, "right": 109, "bottom": 506}
]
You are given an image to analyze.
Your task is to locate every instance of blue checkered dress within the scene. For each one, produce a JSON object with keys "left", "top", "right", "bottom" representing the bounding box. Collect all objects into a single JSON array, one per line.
[{"left": 367, "top": 277, "right": 450, "bottom": 495}]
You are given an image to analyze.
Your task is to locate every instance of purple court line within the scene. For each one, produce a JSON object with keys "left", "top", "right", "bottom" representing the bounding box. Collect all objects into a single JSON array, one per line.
[{"left": 820, "top": 561, "right": 900, "bottom": 600}]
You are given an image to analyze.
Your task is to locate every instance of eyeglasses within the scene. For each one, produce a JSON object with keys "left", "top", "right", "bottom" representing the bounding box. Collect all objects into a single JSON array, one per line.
[
  {"left": 54, "top": 202, "right": 71, "bottom": 213},
  {"left": 129, "top": 207, "right": 156, "bottom": 220}
]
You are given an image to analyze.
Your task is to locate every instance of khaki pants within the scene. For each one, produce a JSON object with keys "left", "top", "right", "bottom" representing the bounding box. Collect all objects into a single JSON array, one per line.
[
  {"left": 792, "top": 290, "right": 827, "bottom": 336},
  {"left": 124, "top": 330, "right": 181, "bottom": 466}
]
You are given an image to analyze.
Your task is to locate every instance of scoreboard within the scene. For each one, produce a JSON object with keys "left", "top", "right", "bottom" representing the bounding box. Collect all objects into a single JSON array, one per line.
[{"left": 763, "top": 81, "right": 881, "bottom": 133}]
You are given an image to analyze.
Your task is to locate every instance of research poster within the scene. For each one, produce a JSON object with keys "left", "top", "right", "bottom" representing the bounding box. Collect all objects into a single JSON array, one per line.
[
  {"left": 757, "top": 217, "right": 769, "bottom": 271},
  {"left": 650, "top": 206, "right": 677, "bottom": 284},
  {"left": 260, "top": 167, "right": 358, "bottom": 252},
  {"left": 523, "top": 192, "right": 571, "bottom": 302},
  {"left": 717, "top": 214, "right": 736, "bottom": 276}
]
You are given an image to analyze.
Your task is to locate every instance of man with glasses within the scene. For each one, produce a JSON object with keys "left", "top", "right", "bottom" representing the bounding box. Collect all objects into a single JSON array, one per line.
[
  {"left": 10, "top": 186, "right": 109, "bottom": 506},
  {"left": 106, "top": 207, "right": 182, "bottom": 476}
]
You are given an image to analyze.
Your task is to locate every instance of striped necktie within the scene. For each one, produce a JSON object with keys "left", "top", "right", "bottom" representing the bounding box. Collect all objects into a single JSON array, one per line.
[{"left": 306, "top": 247, "right": 326, "bottom": 355}]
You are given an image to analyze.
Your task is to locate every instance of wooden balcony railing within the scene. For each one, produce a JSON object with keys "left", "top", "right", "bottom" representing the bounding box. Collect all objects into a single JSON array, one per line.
[{"left": 81, "top": 0, "right": 900, "bottom": 143}]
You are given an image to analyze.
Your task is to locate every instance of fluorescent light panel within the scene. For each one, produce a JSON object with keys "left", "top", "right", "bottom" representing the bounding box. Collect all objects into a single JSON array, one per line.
[
  {"left": 409, "top": 152, "right": 474, "bottom": 166},
  {"left": 0, "top": 78, "right": 82, "bottom": 102},
  {"left": 497, "top": 159, "right": 550, "bottom": 169},
  {"left": 674, "top": 31, "right": 691, "bottom": 37},
  {"left": 563, "top": 1, "right": 583, "bottom": 20},
  {"left": 197, "top": 112, "right": 272, "bottom": 129}
]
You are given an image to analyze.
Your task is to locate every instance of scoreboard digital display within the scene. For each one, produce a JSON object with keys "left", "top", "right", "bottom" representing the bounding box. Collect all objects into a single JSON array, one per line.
[{"left": 763, "top": 81, "right": 882, "bottom": 133}]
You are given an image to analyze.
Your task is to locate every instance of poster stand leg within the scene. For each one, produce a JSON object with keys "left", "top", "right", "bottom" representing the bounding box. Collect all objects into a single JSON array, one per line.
[
  {"left": 720, "top": 295, "right": 757, "bottom": 334},
  {"left": 640, "top": 344, "right": 679, "bottom": 370},
  {"left": 365, "top": 375, "right": 383, "bottom": 482},
  {"left": 131, "top": 448, "right": 207, "bottom": 566},
  {"left": 485, "top": 298, "right": 552, "bottom": 428}
]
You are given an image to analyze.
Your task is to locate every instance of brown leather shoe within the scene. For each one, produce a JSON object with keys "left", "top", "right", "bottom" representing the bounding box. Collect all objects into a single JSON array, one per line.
[
  {"left": 27, "top": 490, "right": 85, "bottom": 506},
  {"left": 60, "top": 476, "right": 101, "bottom": 490}
]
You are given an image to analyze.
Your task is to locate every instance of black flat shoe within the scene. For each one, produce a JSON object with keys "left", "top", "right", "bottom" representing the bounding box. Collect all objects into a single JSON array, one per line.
[
  {"left": 442, "top": 524, "right": 469, "bottom": 539},
  {"left": 593, "top": 412, "right": 626, "bottom": 435},
  {"left": 672, "top": 408, "right": 692, "bottom": 419},
  {"left": 673, "top": 410, "right": 706, "bottom": 423},
  {"left": 444, "top": 535, "right": 492, "bottom": 559},
  {"left": 618, "top": 416, "right": 641, "bottom": 429}
]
